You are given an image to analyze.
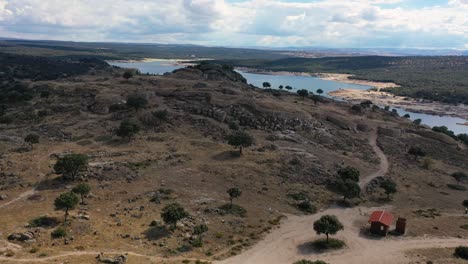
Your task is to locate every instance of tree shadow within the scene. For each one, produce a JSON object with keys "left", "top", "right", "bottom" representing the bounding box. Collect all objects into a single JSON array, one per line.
[
  {"left": 143, "top": 226, "right": 170, "bottom": 241},
  {"left": 297, "top": 241, "right": 320, "bottom": 255},
  {"left": 211, "top": 150, "right": 240, "bottom": 161},
  {"left": 36, "top": 176, "right": 68, "bottom": 191}
]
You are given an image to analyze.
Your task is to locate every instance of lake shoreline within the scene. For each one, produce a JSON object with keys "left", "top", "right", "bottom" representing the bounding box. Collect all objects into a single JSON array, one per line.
[{"left": 329, "top": 89, "right": 468, "bottom": 121}]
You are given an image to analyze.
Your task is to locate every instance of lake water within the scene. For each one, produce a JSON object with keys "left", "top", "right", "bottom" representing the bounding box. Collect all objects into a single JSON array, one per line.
[{"left": 108, "top": 60, "right": 468, "bottom": 135}]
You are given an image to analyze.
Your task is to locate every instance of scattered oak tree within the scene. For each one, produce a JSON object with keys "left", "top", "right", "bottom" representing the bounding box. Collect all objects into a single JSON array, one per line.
[
  {"left": 313, "top": 215, "right": 344, "bottom": 243},
  {"left": 316, "top": 89, "right": 324, "bottom": 95},
  {"left": 54, "top": 154, "right": 88, "bottom": 181},
  {"left": 279, "top": 85, "right": 284, "bottom": 90},
  {"left": 285, "top": 85, "right": 293, "bottom": 90},
  {"left": 72, "top": 183, "right": 91, "bottom": 204},
  {"left": 54, "top": 192, "right": 79, "bottom": 222},
  {"left": 161, "top": 203, "right": 189, "bottom": 229},
  {"left": 227, "top": 130, "right": 253, "bottom": 155},
  {"left": 123, "top": 70, "right": 134, "bottom": 80},
  {"left": 116, "top": 119, "right": 140, "bottom": 139},
  {"left": 24, "top": 134, "right": 39, "bottom": 149},
  {"left": 126, "top": 94, "right": 148, "bottom": 111},
  {"left": 336, "top": 179, "right": 361, "bottom": 202},
  {"left": 338, "top": 166, "right": 360, "bottom": 182},
  {"left": 413, "top": 119, "right": 422, "bottom": 125},
  {"left": 227, "top": 187, "right": 242, "bottom": 207},
  {"left": 380, "top": 178, "right": 397, "bottom": 200},
  {"left": 297, "top": 89, "right": 309, "bottom": 99},
  {"left": 408, "top": 146, "right": 426, "bottom": 160},
  {"left": 262, "top": 82, "right": 271, "bottom": 89}
]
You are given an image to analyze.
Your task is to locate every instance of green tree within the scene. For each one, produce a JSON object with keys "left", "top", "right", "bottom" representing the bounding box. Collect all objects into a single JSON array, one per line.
[
  {"left": 116, "top": 119, "right": 140, "bottom": 139},
  {"left": 193, "top": 223, "right": 208, "bottom": 244},
  {"left": 297, "top": 89, "right": 309, "bottom": 99},
  {"left": 72, "top": 183, "right": 91, "bottom": 204},
  {"left": 316, "top": 89, "right": 324, "bottom": 95},
  {"left": 338, "top": 166, "right": 360, "bottom": 182},
  {"left": 227, "top": 187, "right": 242, "bottom": 207},
  {"left": 54, "top": 192, "right": 79, "bottom": 222},
  {"left": 262, "top": 82, "right": 271, "bottom": 89},
  {"left": 380, "top": 178, "right": 397, "bottom": 199},
  {"left": 403, "top": 114, "right": 411, "bottom": 118},
  {"left": 336, "top": 179, "right": 361, "bottom": 202},
  {"left": 123, "top": 70, "right": 134, "bottom": 80},
  {"left": 285, "top": 85, "right": 293, "bottom": 90},
  {"left": 54, "top": 154, "right": 88, "bottom": 181},
  {"left": 279, "top": 85, "right": 284, "bottom": 90},
  {"left": 24, "top": 134, "right": 39, "bottom": 149},
  {"left": 126, "top": 94, "right": 148, "bottom": 111},
  {"left": 452, "top": 172, "right": 468, "bottom": 185},
  {"left": 161, "top": 203, "right": 189, "bottom": 229},
  {"left": 227, "top": 130, "right": 253, "bottom": 155},
  {"left": 408, "top": 146, "right": 426, "bottom": 160},
  {"left": 313, "top": 215, "right": 344, "bottom": 243},
  {"left": 413, "top": 119, "right": 422, "bottom": 125}
]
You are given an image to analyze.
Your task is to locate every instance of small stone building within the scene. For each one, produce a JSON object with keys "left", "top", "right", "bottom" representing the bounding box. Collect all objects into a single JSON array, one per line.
[{"left": 368, "top": 211, "right": 394, "bottom": 236}]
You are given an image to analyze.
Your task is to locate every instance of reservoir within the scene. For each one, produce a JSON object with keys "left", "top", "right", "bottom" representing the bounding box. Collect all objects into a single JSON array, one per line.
[{"left": 108, "top": 60, "right": 468, "bottom": 135}]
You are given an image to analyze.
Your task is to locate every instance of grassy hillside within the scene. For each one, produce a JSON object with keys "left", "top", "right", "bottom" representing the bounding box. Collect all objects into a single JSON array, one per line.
[{"left": 214, "top": 56, "right": 468, "bottom": 105}]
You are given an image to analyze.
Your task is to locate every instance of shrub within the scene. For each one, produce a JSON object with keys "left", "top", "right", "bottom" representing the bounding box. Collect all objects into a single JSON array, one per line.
[
  {"left": 455, "top": 246, "right": 468, "bottom": 260},
  {"left": 153, "top": 110, "right": 169, "bottom": 121},
  {"left": 109, "top": 103, "right": 127, "bottom": 112},
  {"left": 218, "top": 204, "right": 247, "bottom": 217},
  {"left": 463, "top": 200, "right": 468, "bottom": 207},
  {"left": 422, "top": 158, "right": 434, "bottom": 170},
  {"left": 51, "top": 227, "right": 67, "bottom": 239},
  {"left": 287, "top": 192, "right": 309, "bottom": 201},
  {"left": 190, "top": 237, "right": 203, "bottom": 247},
  {"left": 116, "top": 119, "right": 140, "bottom": 139},
  {"left": 29, "top": 216, "right": 59, "bottom": 228},
  {"left": 296, "top": 201, "right": 317, "bottom": 214}
]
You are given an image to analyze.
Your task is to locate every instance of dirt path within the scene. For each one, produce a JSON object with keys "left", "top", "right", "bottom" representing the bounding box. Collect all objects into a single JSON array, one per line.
[
  {"left": 215, "top": 206, "right": 465, "bottom": 264},
  {"left": 360, "top": 129, "right": 389, "bottom": 188}
]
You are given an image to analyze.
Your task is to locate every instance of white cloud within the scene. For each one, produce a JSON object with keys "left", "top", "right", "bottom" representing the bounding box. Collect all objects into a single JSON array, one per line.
[{"left": 0, "top": 0, "right": 466, "bottom": 49}]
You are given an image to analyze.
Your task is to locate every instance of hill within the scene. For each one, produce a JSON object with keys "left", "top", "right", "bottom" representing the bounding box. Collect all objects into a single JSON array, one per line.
[{"left": 0, "top": 55, "right": 467, "bottom": 263}]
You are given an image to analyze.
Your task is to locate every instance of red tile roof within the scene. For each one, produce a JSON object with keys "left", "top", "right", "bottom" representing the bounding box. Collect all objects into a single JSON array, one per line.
[{"left": 368, "top": 211, "right": 394, "bottom": 227}]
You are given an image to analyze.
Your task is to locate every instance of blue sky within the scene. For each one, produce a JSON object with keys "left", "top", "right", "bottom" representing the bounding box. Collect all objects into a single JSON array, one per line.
[{"left": 0, "top": 0, "right": 467, "bottom": 49}]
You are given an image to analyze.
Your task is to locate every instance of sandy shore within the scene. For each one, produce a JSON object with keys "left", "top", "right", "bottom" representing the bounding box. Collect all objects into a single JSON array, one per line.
[
  {"left": 235, "top": 67, "right": 313, "bottom": 77},
  {"left": 330, "top": 89, "right": 468, "bottom": 121},
  {"left": 315, "top": 73, "right": 399, "bottom": 89}
]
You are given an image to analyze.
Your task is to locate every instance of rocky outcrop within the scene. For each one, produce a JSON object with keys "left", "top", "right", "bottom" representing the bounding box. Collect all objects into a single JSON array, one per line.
[
  {"left": 173, "top": 63, "right": 247, "bottom": 84},
  {"left": 8, "top": 231, "right": 36, "bottom": 243}
]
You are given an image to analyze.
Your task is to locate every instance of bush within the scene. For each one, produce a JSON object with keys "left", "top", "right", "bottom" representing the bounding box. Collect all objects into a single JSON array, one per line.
[
  {"left": 109, "top": 103, "right": 127, "bottom": 112},
  {"left": 190, "top": 237, "right": 203, "bottom": 247},
  {"left": 296, "top": 201, "right": 317, "bottom": 214},
  {"left": 218, "top": 204, "right": 247, "bottom": 217},
  {"left": 29, "top": 216, "right": 59, "bottom": 228},
  {"left": 312, "top": 238, "right": 345, "bottom": 251},
  {"left": 153, "top": 110, "right": 169, "bottom": 121},
  {"left": 455, "top": 246, "right": 468, "bottom": 259},
  {"left": 463, "top": 200, "right": 468, "bottom": 207},
  {"left": 116, "top": 119, "right": 140, "bottom": 139},
  {"left": 51, "top": 227, "right": 67, "bottom": 238},
  {"left": 287, "top": 192, "right": 309, "bottom": 201},
  {"left": 126, "top": 94, "right": 148, "bottom": 111}
]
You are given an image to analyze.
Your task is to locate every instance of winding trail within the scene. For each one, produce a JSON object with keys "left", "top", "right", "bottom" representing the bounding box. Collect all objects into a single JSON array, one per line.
[{"left": 360, "top": 129, "right": 389, "bottom": 188}]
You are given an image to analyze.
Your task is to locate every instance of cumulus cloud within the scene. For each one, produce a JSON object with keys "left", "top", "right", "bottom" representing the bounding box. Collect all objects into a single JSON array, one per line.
[{"left": 0, "top": 0, "right": 466, "bottom": 48}]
